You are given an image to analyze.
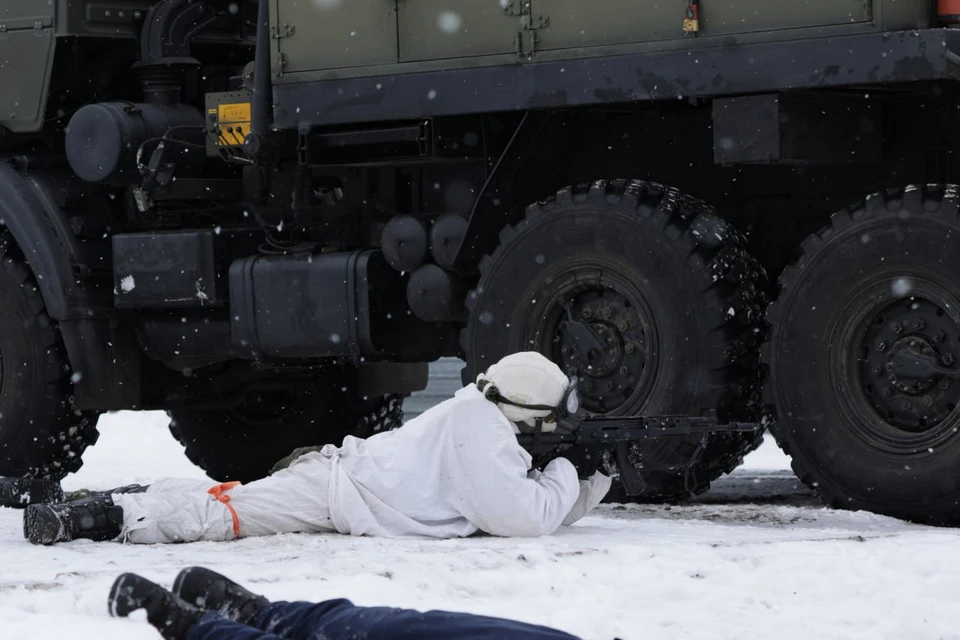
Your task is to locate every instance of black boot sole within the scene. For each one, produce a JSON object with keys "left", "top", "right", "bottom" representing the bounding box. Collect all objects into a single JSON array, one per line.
[
  {"left": 170, "top": 568, "right": 196, "bottom": 605},
  {"left": 108, "top": 572, "right": 204, "bottom": 639},
  {"left": 24, "top": 504, "right": 70, "bottom": 545},
  {"left": 109, "top": 573, "right": 152, "bottom": 618},
  {"left": 172, "top": 566, "right": 268, "bottom": 625}
]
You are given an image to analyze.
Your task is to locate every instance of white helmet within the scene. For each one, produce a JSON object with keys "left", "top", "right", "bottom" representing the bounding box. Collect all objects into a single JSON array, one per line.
[{"left": 476, "top": 351, "right": 578, "bottom": 433}]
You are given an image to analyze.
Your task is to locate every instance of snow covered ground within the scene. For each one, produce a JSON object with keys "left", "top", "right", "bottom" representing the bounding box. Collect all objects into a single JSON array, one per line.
[{"left": 3, "top": 412, "right": 960, "bottom": 640}]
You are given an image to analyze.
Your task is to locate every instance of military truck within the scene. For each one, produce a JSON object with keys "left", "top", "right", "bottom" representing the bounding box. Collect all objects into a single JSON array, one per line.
[{"left": 2, "top": 0, "right": 960, "bottom": 524}]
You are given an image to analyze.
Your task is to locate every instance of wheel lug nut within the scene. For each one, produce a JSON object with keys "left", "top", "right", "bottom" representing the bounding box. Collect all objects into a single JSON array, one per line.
[
  {"left": 883, "top": 388, "right": 893, "bottom": 397},
  {"left": 617, "top": 320, "right": 628, "bottom": 331},
  {"left": 885, "top": 362, "right": 894, "bottom": 371},
  {"left": 944, "top": 354, "right": 955, "bottom": 366},
  {"left": 600, "top": 308, "right": 611, "bottom": 319},
  {"left": 934, "top": 331, "right": 945, "bottom": 344},
  {"left": 625, "top": 343, "right": 635, "bottom": 355},
  {"left": 582, "top": 308, "right": 593, "bottom": 319},
  {"left": 619, "top": 366, "right": 629, "bottom": 376},
  {"left": 940, "top": 379, "right": 951, "bottom": 390},
  {"left": 913, "top": 319, "right": 926, "bottom": 330},
  {"left": 605, "top": 381, "right": 614, "bottom": 391},
  {"left": 874, "top": 367, "right": 884, "bottom": 376},
  {"left": 877, "top": 341, "right": 887, "bottom": 352},
  {"left": 892, "top": 322, "right": 903, "bottom": 335},
  {"left": 901, "top": 399, "right": 912, "bottom": 410}
]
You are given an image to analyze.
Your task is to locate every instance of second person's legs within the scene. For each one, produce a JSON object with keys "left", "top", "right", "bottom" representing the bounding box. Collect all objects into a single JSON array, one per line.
[
  {"left": 187, "top": 612, "right": 285, "bottom": 640},
  {"left": 256, "top": 599, "right": 582, "bottom": 640}
]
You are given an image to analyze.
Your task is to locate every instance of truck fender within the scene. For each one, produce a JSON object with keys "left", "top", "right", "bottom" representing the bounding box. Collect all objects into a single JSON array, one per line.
[
  {"left": 0, "top": 160, "right": 86, "bottom": 320},
  {"left": 451, "top": 111, "right": 568, "bottom": 275},
  {"left": 0, "top": 159, "right": 140, "bottom": 410}
]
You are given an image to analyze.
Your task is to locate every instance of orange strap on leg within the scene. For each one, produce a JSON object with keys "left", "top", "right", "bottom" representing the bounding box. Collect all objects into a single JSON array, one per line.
[{"left": 207, "top": 481, "right": 242, "bottom": 538}]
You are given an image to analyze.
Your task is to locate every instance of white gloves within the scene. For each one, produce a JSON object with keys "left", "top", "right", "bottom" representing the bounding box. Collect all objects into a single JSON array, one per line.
[{"left": 561, "top": 472, "right": 612, "bottom": 526}]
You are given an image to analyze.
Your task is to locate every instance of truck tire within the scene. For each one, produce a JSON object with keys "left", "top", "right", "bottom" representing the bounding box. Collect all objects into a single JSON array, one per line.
[
  {"left": 0, "top": 234, "right": 100, "bottom": 480},
  {"left": 462, "top": 180, "right": 768, "bottom": 499},
  {"left": 168, "top": 387, "right": 403, "bottom": 483},
  {"left": 764, "top": 184, "right": 960, "bottom": 525}
]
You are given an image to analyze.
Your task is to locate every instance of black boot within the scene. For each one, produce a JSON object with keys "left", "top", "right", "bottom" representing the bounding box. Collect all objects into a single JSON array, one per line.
[
  {"left": 0, "top": 476, "right": 64, "bottom": 508},
  {"left": 172, "top": 566, "right": 269, "bottom": 626},
  {"left": 23, "top": 495, "right": 124, "bottom": 545},
  {"left": 108, "top": 573, "right": 203, "bottom": 640}
]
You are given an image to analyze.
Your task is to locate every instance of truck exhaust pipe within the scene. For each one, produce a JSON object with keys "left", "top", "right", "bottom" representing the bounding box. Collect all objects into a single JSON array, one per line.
[{"left": 244, "top": 0, "right": 276, "bottom": 161}]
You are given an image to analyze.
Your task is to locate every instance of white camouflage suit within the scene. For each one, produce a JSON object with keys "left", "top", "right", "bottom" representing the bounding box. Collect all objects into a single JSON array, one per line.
[{"left": 113, "top": 383, "right": 612, "bottom": 543}]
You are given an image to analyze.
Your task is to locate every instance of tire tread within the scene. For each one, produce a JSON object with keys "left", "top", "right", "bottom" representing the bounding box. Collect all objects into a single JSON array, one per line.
[
  {"left": 0, "top": 231, "right": 99, "bottom": 480},
  {"left": 762, "top": 183, "right": 960, "bottom": 524}
]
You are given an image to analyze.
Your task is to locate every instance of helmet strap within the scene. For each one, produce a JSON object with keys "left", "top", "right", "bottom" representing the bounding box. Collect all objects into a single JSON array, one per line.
[{"left": 477, "top": 377, "right": 557, "bottom": 434}]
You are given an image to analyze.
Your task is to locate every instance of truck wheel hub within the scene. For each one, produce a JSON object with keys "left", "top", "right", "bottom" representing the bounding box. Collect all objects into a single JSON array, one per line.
[
  {"left": 527, "top": 280, "right": 655, "bottom": 415},
  {"left": 576, "top": 321, "right": 622, "bottom": 377},
  {"left": 859, "top": 297, "right": 960, "bottom": 432},
  {"left": 887, "top": 338, "right": 939, "bottom": 395}
]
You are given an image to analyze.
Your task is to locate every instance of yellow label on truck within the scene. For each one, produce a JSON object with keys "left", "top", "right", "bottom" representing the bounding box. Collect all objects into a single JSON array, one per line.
[
  {"left": 216, "top": 103, "right": 252, "bottom": 146},
  {"left": 218, "top": 103, "right": 251, "bottom": 124}
]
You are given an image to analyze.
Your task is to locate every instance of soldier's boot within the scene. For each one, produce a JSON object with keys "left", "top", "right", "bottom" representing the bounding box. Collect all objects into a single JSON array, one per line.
[
  {"left": 108, "top": 572, "right": 204, "bottom": 640},
  {"left": 172, "top": 566, "right": 270, "bottom": 626},
  {"left": 0, "top": 476, "right": 64, "bottom": 508},
  {"left": 23, "top": 495, "right": 124, "bottom": 545}
]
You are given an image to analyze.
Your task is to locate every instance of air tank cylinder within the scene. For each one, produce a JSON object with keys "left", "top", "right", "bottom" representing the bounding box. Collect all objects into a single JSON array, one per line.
[
  {"left": 406, "top": 264, "right": 467, "bottom": 323},
  {"left": 429, "top": 213, "right": 468, "bottom": 270},
  {"left": 380, "top": 215, "right": 429, "bottom": 272}
]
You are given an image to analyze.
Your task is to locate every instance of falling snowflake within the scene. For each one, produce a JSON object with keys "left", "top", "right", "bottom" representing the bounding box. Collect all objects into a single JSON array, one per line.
[
  {"left": 891, "top": 277, "right": 913, "bottom": 297},
  {"left": 437, "top": 11, "right": 462, "bottom": 33}
]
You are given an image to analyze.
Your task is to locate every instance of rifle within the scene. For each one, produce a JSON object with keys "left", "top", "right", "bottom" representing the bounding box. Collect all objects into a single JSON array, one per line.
[{"left": 516, "top": 414, "right": 763, "bottom": 496}]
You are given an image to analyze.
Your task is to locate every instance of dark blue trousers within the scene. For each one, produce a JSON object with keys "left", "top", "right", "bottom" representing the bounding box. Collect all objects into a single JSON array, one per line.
[{"left": 186, "top": 598, "right": 581, "bottom": 640}]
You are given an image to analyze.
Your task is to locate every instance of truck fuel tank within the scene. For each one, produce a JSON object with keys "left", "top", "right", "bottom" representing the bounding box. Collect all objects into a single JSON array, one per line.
[{"left": 229, "top": 250, "right": 445, "bottom": 361}]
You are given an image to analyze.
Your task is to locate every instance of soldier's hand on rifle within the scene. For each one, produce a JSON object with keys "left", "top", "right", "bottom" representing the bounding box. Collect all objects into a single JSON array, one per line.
[{"left": 558, "top": 444, "right": 606, "bottom": 479}]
